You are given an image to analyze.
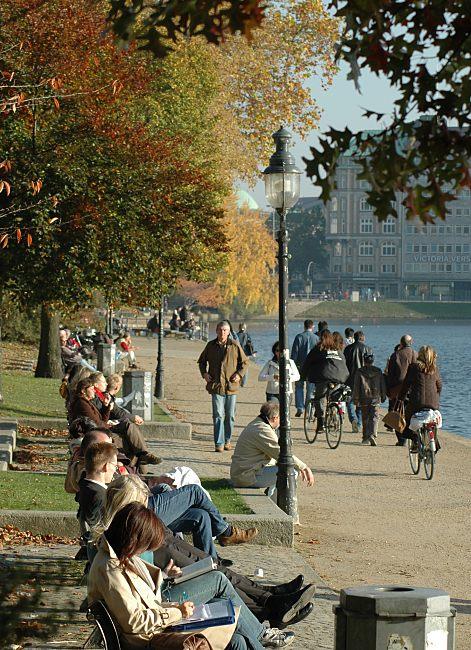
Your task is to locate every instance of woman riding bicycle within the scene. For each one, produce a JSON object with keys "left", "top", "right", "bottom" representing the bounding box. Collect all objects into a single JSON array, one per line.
[
  {"left": 300, "top": 330, "right": 349, "bottom": 434},
  {"left": 398, "top": 345, "right": 442, "bottom": 452}
]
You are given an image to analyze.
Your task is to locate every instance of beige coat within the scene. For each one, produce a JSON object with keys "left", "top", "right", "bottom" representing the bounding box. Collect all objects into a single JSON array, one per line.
[
  {"left": 87, "top": 537, "right": 236, "bottom": 649},
  {"left": 230, "top": 417, "right": 307, "bottom": 487},
  {"left": 197, "top": 338, "right": 248, "bottom": 395}
]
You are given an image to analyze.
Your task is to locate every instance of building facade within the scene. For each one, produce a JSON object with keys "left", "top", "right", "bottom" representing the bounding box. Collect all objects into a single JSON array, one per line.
[{"left": 324, "top": 146, "right": 471, "bottom": 300}]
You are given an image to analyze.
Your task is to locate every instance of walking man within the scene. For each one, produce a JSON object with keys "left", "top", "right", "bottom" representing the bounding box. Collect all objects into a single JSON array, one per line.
[
  {"left": 352, "top": 352, "right": 387, "bottom": 446},
  {"left": 198, "top": 321, "right": 248, "bottom": 452},
  {"left": 344, "top": 331, "right": 372, "bottom": 433},
  {"left": 291, "top": 320, "right": 317, "bottom": 417},
  {"left": 386, "top": 334, "right": 417, "bottom": 446}
]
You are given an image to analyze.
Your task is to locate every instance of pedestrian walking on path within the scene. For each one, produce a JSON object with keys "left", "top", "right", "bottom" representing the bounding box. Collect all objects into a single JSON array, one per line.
[
  {"left": 258, "top": 341, "right": 299, "bottom": 403},
  {"left": 198, "top": 321, "right": 248, "bottom": 452},
  {"left": 237, "top": 322, "right": 255, "bottom": 387},
  {"left": 291, "top": 320, "right": 316, "bottom": 417},
  {"left": 352, "top": 352, "right": 387, "bottom": 446},
  {"left": 344, "top": 331, "right": 372, "bottom": 433},
  {"left": 385, "top": 334, "right": 417, "bottom": 446}
]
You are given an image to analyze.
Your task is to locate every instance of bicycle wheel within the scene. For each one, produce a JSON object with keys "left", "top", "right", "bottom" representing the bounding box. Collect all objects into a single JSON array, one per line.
[
  {"left": 326, "top": 404, "right": 342, "bottom": 449},
  {"left": 408, "top": 438, "right": 421, "bottom": 475},
  {"left": 304, "top": 400, "right": 318, "bottom": 444},
  {"left": 423, "top": 430, "right": 435, "bottom": 480}
]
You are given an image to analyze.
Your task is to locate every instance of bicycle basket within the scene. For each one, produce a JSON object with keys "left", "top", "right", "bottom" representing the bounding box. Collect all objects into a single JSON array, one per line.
[{"left": 330, "top": 384, "right": 351, "bottom": 402}]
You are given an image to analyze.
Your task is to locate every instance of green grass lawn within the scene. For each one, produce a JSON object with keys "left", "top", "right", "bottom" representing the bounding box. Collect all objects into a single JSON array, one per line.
[
  {"left": 0, "top": 372, "right": 171, "bottom": 421},
  {"left": 0, "top": 373, "right": 65, "bottom": 418},
  {"left": 298, "top": 301, "right": 471, "bottom": 320},
  {"left": 0, "top": 473, "right": 252, "bottom": 514}
]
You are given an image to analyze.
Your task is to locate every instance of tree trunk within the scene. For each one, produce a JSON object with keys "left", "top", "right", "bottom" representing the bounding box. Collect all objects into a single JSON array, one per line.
[{"left": 35, "top": 304, "right": 62, "bottom": 378}]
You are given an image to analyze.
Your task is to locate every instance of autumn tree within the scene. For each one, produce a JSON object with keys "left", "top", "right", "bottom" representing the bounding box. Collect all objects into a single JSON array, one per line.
[
  {"left": 215, "top": 201, "right": 277, "bottom": 315},
  {"left": 0, "top": 0, "right": 228, "bottom": 376},
  {"left": 305, "top": 0, "right": 471, "bottom": 223}
]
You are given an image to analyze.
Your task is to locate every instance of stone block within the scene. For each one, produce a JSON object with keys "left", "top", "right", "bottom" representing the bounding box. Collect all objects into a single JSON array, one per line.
[
  {"left": 0, "top": 461, "right": 8, "bottom": 471},
  {"left": 0, "top": 431, "right": 16, "bottom": 448},
  {"left": 141, "top": 421, "right": 192, "bottom": 441},
  {"left": 0, "top": 443, "right": 13, "bottom": 464}
]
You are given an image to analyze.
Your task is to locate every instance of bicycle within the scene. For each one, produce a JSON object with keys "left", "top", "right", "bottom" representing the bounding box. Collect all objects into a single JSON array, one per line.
[
  {"left": 408, "top": 420, "right": 438, "bottom": 480},
  {"left": 304, "top": 383, "right": 351, "bottom": 449}
]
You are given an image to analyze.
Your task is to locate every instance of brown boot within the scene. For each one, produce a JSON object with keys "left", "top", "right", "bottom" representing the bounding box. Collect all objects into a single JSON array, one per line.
[
  {"left": 219, "top": 526, "right": 258, "bottom": 547},
  {"left": 138, "top": 452, "right": 162, "bottom": 465},
  {"left": 224, "top": 442, "right": 232, "bottom": 451},
  {"left": 215, "top": 446, "right": 224, "bottom": 453}
]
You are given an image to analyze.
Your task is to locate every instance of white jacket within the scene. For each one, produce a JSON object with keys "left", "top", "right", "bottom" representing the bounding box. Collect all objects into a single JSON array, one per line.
[{"left": 258, "top": 358, "right": 300, "bottom": 395}]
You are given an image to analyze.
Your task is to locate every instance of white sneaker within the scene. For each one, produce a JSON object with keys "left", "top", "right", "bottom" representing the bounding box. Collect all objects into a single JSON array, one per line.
[{"left": 262, "top": 628, "right": 295, "bottom": 647}]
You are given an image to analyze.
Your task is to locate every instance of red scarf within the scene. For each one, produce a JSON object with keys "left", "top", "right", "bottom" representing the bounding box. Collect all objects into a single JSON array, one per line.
[{"left": 94, "top": 388, "right": 106, "bottom": 402}]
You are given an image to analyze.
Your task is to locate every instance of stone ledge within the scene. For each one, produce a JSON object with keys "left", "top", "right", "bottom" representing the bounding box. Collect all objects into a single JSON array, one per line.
[
  {"left": 14, "top": 416, "right": 191, "bottom": 441},
  {"left": 0, "top": 489, "right": 293, "bottom": 546},
  {"left": 0, "top": 443, "right": 13, "bottom": 464}
]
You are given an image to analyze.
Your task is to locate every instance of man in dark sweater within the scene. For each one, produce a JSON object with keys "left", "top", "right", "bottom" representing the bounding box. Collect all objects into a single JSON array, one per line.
[
  {"left": 344, "top": 331, "right": 372, "bottom": 433},
  {"left": 78, "top": 442, "right": 118, "bottom": 530}
]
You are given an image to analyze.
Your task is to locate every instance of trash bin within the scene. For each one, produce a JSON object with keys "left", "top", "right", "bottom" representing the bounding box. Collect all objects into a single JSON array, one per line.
[
  {"left": 122, "top": 370, "right": 154, "bottom": 421},
  {"left": 97, "top": 343, "right": 116, "bottom": 375},
  {"left": 334, "top": 585, "right": 455, "bottom": 650}
]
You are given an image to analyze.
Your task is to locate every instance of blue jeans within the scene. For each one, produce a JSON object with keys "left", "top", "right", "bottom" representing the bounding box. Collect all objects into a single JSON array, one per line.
[
  {"left": 166, "top": 570, "right": 265, "bottom": 650},
  {"left": 253, "top": 465, "right": 279, "bottom": 498},
  {"left": 295, "top": 380, "right": 314, "bottom": 412},
  {"left": 211, "top": 394, "right": 237, "bottom": 447},
  {"left": 147, "top": 484, "right": 229, "bottom": 558},
  {"left": 347, "top": 397, "right": 362, "bottom": 426}
]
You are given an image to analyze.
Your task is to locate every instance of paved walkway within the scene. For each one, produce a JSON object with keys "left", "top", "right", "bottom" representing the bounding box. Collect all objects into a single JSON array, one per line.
[{"left": 0, "top": 542, "right": 336, "bottom": 648}]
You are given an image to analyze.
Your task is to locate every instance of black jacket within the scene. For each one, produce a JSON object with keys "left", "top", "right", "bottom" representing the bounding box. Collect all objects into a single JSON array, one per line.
[
  {"left": 344, "top": 341, "right": 372, "bottom": 386},
  {"left": 77, "top": 477, "right": 106, "bottom": 528},
  {"left": 301, "top": 347, "right": 349, "bottom": 385}
]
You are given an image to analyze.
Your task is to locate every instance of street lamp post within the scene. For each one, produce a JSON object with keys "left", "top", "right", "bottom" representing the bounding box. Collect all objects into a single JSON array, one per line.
[
  {"left": 263, "top": 127, "right": 301, "bottom": 519},
  {"left": 154, "top": 298, "right": 165, "bottom": 399}
]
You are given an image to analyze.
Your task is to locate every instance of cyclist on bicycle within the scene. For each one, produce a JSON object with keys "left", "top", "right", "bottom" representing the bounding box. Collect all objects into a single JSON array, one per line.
[
  {"left": 300, "top": 330, "right": 349, "bottom": 434},
  {"left": 398, "top": 346, "right": 442, "bottom": 452}
]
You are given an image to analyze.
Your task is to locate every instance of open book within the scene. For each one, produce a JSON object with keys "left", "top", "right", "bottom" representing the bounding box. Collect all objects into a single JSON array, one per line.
[
  {"left": 169, "top": 599, "right": 235, "bottom": 631},
  {"left": 171, "top": 556, "right": 217, "bottom": 585}
]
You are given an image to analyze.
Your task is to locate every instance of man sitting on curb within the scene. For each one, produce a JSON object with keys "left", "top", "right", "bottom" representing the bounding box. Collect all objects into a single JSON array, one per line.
[{"left": 230, "top": 401, "right": 314, "bottom": 497}]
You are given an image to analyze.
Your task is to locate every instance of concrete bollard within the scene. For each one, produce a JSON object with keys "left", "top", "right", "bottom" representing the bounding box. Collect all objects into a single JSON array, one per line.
[
  {"left": 123, "top": 371, "right": 154, "bottom": 421},
  {"left": 334, "top": 585, "right": 455, "bottom": 650},
  {"left": 97, "top": 343, "right": 116, "bottom": 375}
]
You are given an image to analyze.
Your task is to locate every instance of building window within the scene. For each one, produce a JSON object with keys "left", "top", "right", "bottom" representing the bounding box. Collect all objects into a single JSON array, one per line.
[
  {"left": 360, "top": 217, "right": 373, "bottom": 233},
  {"left": 359, "top": 263, "right": 373, "bottom": 274},
  {"left": 359, "top": 197, "right": 373, "bottom": 211},
  {"left": 340, "top": 197, "right": 347, "bottom": 211},
  {"left": 347, "top": 245, "right": 353, "bottom": 257},
  {"left": 459, "top": 188, "right": 470, "bottom": 198},
  {"left": 421, "top": 245, "right": 428, "bottom": 253},
  {"left": 359, "top": 241, "right": 374, "bottom": 256},
  {"left": 446, "top": 244, "right": 452, "bottom": 253},
  {"left": 430, "top": 225, "right": 437, "bottom": 235},
  {"left": 341, "top": 219, "right": 346, "bottom": 233},
  {"left": 406, "top": 224, "right": 414, "bottom": 234},
  {"left": 333, "top": 263, "right": 341, "bottom": 273},
  {"left": 438, "top": 226, "right": 445, "bottom": 234},
  {"left": 381, "top": 242, "right": 396, "bottom": 256},
  {"left": 382, "top": 216, "right": 396, "bottom": 234},
  {"left": 463, "top": 226, "right": 470, "bottom": 234},
  {"left": 331, "top": 197, "right": 338, "bottom": 212},
  {"left": 381, "top": 264, "right": 396, "bottom": 273},
  {"left": 331, "top": 217, "right": 338, "bottom": 234},
  {"left": 456, "top": 207, "right": 471, "bottom": 217},
  {"left": 456, "top": 226, "right": 462, "bottom": 234}
]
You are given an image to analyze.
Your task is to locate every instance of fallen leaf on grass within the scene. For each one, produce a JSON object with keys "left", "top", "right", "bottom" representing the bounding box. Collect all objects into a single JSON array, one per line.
[{"left": 307, "top": 538, "right": 320, "bottom": 544}]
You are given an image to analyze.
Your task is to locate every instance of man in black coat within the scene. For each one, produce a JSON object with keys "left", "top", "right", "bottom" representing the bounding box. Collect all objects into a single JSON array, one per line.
[{"left": 344, "top": 331, "right": 372, "bottom": 433}]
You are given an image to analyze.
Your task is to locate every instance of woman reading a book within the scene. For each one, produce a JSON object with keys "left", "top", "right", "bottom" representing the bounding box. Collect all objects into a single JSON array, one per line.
[{"left": 88, "top": 502, "right": 295, "bottom": 649}]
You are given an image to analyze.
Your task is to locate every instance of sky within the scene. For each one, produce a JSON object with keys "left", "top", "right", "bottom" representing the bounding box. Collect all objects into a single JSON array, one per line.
[{"left": 240, "top": 61, "right": 400, "bottom": 209}]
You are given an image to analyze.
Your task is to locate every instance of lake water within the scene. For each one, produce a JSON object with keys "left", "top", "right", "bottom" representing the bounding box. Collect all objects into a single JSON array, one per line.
[{"left": 246, "top": 320, "right": 470, "bottom": 439}]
